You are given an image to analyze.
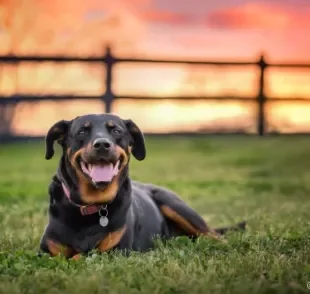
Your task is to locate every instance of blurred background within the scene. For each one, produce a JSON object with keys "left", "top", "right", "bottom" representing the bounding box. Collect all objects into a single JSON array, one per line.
[{"left": 0, "top": 0, "right": 310, "bottom": 140}]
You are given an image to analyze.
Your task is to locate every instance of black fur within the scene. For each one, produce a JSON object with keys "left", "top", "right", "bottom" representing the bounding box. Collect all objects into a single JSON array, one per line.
[{"left": 39, "top": 114, "right": 246, "bottom": 256}]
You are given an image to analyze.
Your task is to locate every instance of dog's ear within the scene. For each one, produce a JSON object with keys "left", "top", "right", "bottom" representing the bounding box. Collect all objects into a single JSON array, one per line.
[
  {"left": 124, "top": 119, "right": 146, "bottom": 161},
  {"left": 45, "top": 120, "right": 71, "bottom": 160}
]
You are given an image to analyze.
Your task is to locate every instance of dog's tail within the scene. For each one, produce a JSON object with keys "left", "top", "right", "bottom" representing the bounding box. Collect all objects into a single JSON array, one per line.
[{"left": 214, "top": 221, "right": 247, "bottom": 235}]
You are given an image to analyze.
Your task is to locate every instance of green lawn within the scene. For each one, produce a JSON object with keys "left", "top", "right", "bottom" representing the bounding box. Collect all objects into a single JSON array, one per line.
[{"left": 0, "top": 136, "right": 310, "bottom": 294}]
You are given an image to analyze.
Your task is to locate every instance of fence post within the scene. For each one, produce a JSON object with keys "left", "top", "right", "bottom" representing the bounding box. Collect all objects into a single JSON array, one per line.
[
  {"left": 104, "top": 46, "right": 115, "bottom": 113},
  {"left": 257, "top": 55, "right": 267, "bottom": 136}
]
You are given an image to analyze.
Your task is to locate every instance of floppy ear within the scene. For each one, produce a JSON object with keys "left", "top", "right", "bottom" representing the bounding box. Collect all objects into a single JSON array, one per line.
[
  {"left": 45, "top": 120, "right": 71, "bottom": 160},
  {"left": 124, "top": 119, "right": 146, "bottom": 161}
]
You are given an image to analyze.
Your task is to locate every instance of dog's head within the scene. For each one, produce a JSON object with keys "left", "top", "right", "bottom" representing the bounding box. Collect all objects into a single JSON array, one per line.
[{"left": 45, "top": 114, "right": 145, "bottom": 204}]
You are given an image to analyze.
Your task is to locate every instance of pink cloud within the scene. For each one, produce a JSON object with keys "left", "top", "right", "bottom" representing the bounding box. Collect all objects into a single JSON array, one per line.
[
  {"left": 139, "top": 9, "right": 193, "bottom": 25},
  {"left": 206, "top": 3, "right": 310, "bottom": 30}
]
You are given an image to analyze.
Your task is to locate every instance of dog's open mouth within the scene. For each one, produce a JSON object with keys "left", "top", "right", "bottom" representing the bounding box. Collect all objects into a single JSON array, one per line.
[{"left": 79, "top": 157, "right": 122, "bottom": 189}]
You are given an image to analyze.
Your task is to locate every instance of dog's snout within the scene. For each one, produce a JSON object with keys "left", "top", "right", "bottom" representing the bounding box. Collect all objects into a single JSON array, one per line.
[{"left": 93, "top": 138, "right": 112, "bottom": 151}]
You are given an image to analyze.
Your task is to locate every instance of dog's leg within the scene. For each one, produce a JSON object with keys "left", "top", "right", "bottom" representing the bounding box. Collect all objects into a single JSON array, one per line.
[
  {"left": 149, "top": 185, "right": 245, "bottom": 242},
  {"left": 39, "top": 234, "right": 76, "bottom": 258},
  {"left": 96, "top": 226, "right": 127, "bottom": 252},
  {"left": 39, "top": 227, "right": 77, "bottom": 258},
  {"left": 46, "top": 239, "right": 75, "bottom": 257}
]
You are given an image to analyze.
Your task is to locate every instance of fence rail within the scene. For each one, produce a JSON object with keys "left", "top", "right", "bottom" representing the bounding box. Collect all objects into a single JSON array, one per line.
[{"left": 1, "top": 47, "right": 310, "bottom": 141}]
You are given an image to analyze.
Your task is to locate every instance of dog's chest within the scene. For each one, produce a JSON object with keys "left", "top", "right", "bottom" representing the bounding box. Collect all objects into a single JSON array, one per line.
[
  {"left": 70, "top": 225, "right": 108, "bottom": 252},
  {"left": 49, "top": 214, "right": 117, "bottom": 253}
]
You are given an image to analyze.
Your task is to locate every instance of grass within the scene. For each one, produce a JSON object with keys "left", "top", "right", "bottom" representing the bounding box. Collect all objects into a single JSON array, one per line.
[{"left": 0, "top": 136, "right": 310, "bottom": 294}]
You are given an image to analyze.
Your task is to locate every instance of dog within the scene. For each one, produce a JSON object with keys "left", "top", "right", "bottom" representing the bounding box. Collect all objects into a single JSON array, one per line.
[{"left": 39, "top": 113, "right": 246, "bottom": 258}]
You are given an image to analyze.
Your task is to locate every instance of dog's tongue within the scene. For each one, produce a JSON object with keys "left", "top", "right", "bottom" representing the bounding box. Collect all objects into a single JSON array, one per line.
[{"left": 89, "top": 162, "right": 119, "bottom": 182}]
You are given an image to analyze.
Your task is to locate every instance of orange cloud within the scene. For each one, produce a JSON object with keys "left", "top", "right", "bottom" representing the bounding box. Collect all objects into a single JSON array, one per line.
[
  {"left": 0, "top": 0, "right": 147, "bottom": 55},
  {"left": 206, "top": 3, "right": 310, "bottom": 30},
  {"left": 139, "top": 10, "right": 192, "bottom": 25}
]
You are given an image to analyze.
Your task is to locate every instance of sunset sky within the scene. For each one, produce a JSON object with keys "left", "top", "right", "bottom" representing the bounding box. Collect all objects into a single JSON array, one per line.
[
  {"left": 1, "top": 0, "right": 310, "bottom": 134},
  {"left": 2, "top": 0, "right": 310, "bottom": 60}
]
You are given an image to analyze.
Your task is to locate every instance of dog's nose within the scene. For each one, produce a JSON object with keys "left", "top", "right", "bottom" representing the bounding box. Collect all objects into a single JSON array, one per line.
[{"left": 93, "top": 138, "right": 112, "bottom": 151}]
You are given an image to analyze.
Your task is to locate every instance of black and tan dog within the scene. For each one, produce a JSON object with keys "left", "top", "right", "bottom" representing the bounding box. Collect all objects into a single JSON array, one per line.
[{"left": 39, "top": 113, "right": 245, "bottom": 259}]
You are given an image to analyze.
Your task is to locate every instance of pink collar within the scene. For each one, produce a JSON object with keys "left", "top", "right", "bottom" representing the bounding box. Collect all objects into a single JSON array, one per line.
[{"left": 61, "top": 182, "right": 103, "bottom": 216}]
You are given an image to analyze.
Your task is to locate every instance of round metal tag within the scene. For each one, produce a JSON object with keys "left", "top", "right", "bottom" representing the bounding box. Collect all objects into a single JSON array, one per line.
[{"left": 99, "top": 216, "right": 109, "bottom": 227}]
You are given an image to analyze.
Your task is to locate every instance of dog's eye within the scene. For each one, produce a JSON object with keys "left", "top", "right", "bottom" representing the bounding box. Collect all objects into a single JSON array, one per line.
[
  {"left": 77, "top": 129, "right": 86, "bottom": 136},
  {"left": 111, "top": 128, "right": 122, "bottom": 135}
]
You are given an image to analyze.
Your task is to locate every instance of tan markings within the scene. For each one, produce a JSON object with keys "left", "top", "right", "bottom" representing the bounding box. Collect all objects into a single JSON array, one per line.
[
  {"left": 85, "top": 142, "right": 93, "bottom": 153},
  {"left": 79, "top": 178, "right": 118, "bottom": 203},
  {"left": 116, "top": 145, "right": 129, "bottom": 168},
  {"left": 76, "top": 145, "right": 129, "bottom": 204},
  {"left": 83, "top": 121, "right": 91, "bottom": 128},
  {"left": 71, "top": 253, "right": 82, "bottom": 260},
  {"left": 97, "top": 227, "right": 127, "bottom": 252},
  {"left": 160, "top": 205, "right": 201, "bottom": 235},
  {"left": 160, "top": 205, "right": 226, "bottom": 243},
  {"left": 47, "top": 239, "right": 74, "bottom": 258},
  {"left": 71, "top": 148, "right": 86, "bottom": 166},
  {"left": 106, "top": 120, "right": 115, "bottom": 128},
  {"left": 52, "top": 127, "right": 60, "bottom": 133}
]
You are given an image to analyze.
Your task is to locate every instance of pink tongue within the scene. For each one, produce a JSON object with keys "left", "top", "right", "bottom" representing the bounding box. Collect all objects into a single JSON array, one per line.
[{"left": 89, "top": 163, "right": 119, "bottom": 182}]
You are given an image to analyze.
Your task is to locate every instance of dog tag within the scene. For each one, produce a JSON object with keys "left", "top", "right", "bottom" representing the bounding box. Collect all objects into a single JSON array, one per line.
[{"left": 99, "top": 216, "right": 109, "bottom": 227}]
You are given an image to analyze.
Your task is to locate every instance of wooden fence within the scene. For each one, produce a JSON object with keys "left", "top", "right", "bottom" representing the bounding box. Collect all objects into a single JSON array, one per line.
[{"left": 0, "top": 47, "right": 310, "bottom": 141}]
